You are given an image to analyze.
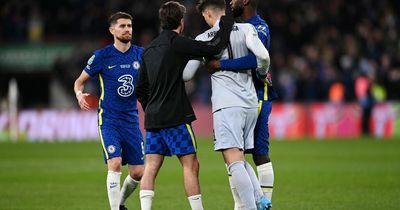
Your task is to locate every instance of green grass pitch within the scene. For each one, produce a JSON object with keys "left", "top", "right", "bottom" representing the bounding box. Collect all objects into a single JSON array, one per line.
[{"left": 0, "top": 138, "right": 399, "bottom": 210}]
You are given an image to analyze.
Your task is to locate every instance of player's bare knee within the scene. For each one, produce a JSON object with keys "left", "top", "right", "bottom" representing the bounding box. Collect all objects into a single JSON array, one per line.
[
  {"left": 190, "top": 159, "right": 200, "bottom": 171},
  {"left": 129, "top": 171, "right": 143, "bottom": 181},
  {"left": 143, "top": 162, "right": 162, "bottom": 178},
  {"left": 129, "top": 166, "right": 144, "bottom": 180},
  {"left": 181, "top": 157, "right": 199, "bottom": 172},
  {"left": 253, "top": 154, "right": 270, "bottom": 166},
  {"left": 107, "top": 157, "right": 122, "bottom": 172},
  {"left": 191, "top": 159, "right": 200, "bottom": 172},
  {"left": 222, "top": 148, "right": 245, "bottom": 165},
  {"left": 146, "top": 160, "right": 161, "bottom": 171}
]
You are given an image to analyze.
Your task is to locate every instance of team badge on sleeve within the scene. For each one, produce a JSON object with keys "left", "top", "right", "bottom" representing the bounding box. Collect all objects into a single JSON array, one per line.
[
  {"left": 256, "top": 25, "right": 268, "bottom": 37},
  {"left": 87, "top": 55, "right": 95, "bottom": 65}
]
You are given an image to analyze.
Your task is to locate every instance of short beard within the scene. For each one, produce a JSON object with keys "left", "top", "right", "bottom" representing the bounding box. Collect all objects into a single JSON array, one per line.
[
  {"left": 116, "top": 36, "right": 131, "bottom": 44},
  {"left": 232, "top": 6, "right": 244, "bottom": 18},
  {"left": 232, "top": 5, "right": 244, "bottom": 18}
]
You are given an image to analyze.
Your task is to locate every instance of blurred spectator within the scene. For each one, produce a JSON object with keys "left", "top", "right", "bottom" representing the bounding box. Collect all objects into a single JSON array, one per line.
[
  {"left": 329, "top": 82, "right": 345, "bottom": 104},
  {"left": 355, "top": 74, "right": 375, "bottom": 135}
]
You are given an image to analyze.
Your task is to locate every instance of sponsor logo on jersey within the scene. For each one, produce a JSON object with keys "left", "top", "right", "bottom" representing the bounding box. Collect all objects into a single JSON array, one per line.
[
  {"left": 117, "top": 74, "right": 134, "bottom": 97},
  {"left": 120, "top": 64, "right": 131, "bottom": 68}
]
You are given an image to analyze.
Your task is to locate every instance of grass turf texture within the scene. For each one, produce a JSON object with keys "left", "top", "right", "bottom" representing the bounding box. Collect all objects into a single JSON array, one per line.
[{"left": 0, "top": 139, "right": 399, "bottom": 210}]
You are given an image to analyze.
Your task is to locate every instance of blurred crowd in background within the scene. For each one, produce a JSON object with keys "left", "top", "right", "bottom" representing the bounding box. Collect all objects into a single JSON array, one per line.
[{"left": 0, "top": 0, "right": 399, "bottom": 109}]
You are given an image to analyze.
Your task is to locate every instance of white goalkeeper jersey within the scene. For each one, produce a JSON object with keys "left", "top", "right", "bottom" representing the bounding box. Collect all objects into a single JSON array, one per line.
[{"left": 183, "top": 21, "right": 270, "bottom": 112}]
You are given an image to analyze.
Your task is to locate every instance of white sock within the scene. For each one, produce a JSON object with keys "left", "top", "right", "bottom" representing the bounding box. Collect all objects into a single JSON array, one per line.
[
  {"left": 140, "top": 190, "right": 154, "bottom": 210},
  {"left": 107, "top": 170, "right": 122, "bottom": 210},
  {"left": 228, "top": 161, "right": 257, "bottom": 210},
  {"left": 120, "top": 175, "right": 140, "bottom": 205},
  {"left": 226, "top": 164, "right": 245, "bottom": 210},
  {"left": 188, "top": 194, "right": 204, "bottom": 210},
  {"left": 244, "top": 161, "right": 264, "bottom": 202},
  {"left": 257, "top": 162, "right": 274, "bottom": 200},
  {"left": 232, "top": 186, "right": 246, "bottom": 210}
]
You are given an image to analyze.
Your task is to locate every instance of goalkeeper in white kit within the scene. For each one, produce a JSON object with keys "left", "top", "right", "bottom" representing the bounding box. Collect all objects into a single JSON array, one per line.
[{"left": 183, "top": 0, "right": 271, "bottom": 209}]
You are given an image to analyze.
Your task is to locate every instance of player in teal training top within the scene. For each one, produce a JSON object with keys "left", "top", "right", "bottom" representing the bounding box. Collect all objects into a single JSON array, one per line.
[{"left": 74, "top": 12, "right": 143, "bottom": 210}]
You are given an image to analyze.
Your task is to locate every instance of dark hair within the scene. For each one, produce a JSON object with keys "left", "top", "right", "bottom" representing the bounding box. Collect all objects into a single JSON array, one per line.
[
  {"left": 108, "top": 12, "right": 133, "bottom": 26},
  {"left": 196, "top": 0, "right": 226, "bottom": 13},
  {"left": 159, "top": 1, "right": 186, "bottom": 30}
]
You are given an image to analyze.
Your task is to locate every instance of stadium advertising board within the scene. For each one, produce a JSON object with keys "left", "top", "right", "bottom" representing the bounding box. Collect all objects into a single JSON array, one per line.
[
  {"left": 371, "top": 103, "right": 396, "bottom": 138},
  {"left": 0, "top": 44, "right": 74, "bottom": 72},
  {"left": 0, "top": 103, "right": 398, "bottom": 141},
  {"left": 308, "top": 103, "right": 361, "bottom": 139},
  {"left": 0, "top": 110, "right": 98, "bottom": 141},
  {"left": 268, "top": 103, "right": 307, "bottom": 140}
]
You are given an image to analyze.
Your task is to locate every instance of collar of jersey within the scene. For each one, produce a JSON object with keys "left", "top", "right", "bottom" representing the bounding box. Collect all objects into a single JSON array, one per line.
[{"left": 111, "top": 44, "right": 132, "bottom": 55}]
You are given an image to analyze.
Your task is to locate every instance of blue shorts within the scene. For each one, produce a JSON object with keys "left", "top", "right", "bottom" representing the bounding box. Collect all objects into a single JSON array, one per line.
[
  {"left": 246, "top": 100, "right": 272, "bottom": 156},
  {"left": 145, "top": 124, "right": 197, "bottom": 156},
  {"left": 98, "top": 124, "right": 144, "bottom": 165}
]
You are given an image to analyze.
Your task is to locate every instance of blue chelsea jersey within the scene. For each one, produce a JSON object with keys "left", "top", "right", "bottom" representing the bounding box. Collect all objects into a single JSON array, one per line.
[
  {"left": 84, "top": 44, "right": 144, "bottom": 127},
  {"left": 247, "top": 15, "right": 278, "bottom": 101}
]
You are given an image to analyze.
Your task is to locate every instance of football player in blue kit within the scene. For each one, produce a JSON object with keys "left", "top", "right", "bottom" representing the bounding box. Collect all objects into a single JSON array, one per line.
[
  {"left": 74, "top": 12, "right": 144, "bottom": 210},
  {"left": 206, "top": 0, "right": 278, "bottom": 209}
]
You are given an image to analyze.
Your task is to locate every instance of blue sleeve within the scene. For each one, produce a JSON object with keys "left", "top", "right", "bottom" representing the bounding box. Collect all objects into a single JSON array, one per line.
[
  {"left": 220, "top": 52, "right": 257, "bottom": 71},
  {"left": 83, "top": 52, "right": 102, "bottom": 77},
  {"left": 220, "top": 24, "right": 270, "bottom": 72},
  {"left": 256, "top": 25, "right": 270, "bottom": 50}
]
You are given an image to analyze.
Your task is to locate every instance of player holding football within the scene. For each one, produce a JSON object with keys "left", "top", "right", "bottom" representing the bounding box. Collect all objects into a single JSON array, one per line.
[
  {"left": 183, "top": 0, "right": 271, "bottom": 209},
  {"left": 206, "top": 0, "right": 278, "bottom": 208},
  {"left": 73, "top": 12, "right": 144, "bottom": 210}
]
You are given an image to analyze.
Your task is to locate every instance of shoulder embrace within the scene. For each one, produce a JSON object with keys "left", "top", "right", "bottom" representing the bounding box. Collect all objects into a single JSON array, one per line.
[{"left": 195, "top": 29, "right": 213, "bottom": 41}]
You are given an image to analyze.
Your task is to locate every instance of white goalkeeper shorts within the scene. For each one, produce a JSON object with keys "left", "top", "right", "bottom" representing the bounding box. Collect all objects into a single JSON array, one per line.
[{"left": 213, "top": 107, "right": 258, "bottom": 151}]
